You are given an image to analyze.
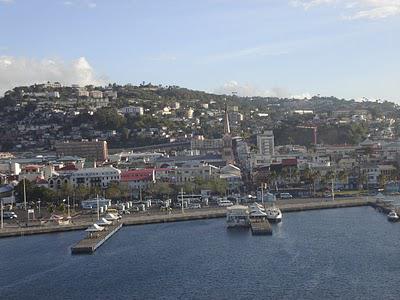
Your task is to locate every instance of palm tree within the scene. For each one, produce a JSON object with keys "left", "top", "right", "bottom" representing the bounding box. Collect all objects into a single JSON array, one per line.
[
  {"left": 338, "top": 170, "right": 348, "bottom": 190},
  {"left": 268, "top": 171, "right": 278, "bottom": 192},
  {"left": 291, "top": 167, "right": 300, "bottom": 184},
  {"left": 378, "top": 174, "right": 388, "bottom": 189},
  {"left": 358, "top": 172, "right": 368, "bottom": 192},
  {"left": 303, "top": 167, "right": 320, "bottom": 197}
]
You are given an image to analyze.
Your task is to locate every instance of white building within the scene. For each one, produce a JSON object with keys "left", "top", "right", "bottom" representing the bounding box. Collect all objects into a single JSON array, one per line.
[
  {"left": 47, "top": 91, "right": 60, "bottom": 98},
  {"left": 187, "top": 108, "right": 194, "bottom": 119},
  {"left": 257, "top": 131, "right": 274, "bottom": 156},
  {"left": 70, "top": 166, "right": 121, "bottom": 188},
  {"left": 119, "top": 106, "right": 144, "bottom": 116},
  {"left": 104, "top": 90, "right": 118, "bottom": 99},
  {"left": 90, "top": 90, "right": 103, "bottom": 99},
  {"left": 78, "top": 89, "right": 90, "bottom": 97}
]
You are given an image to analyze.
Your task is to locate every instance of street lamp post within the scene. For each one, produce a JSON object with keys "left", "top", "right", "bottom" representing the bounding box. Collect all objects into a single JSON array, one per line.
[
  {"left": 67, "top": 196, "right": 70, "bottom": 219},
  {"left": 1, "top": 199, "right": 3, "bottom": 230},
  {"left": 23, "top": 177, "right": 27, "bottom": 211},
  {"left": 37, "top": 200, "right": 41, "bottom": 218}
]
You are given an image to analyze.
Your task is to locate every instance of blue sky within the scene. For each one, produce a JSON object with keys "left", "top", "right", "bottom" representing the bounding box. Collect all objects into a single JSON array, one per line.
[{"left": 0, "top": 0, "right": 399, "bottom": 101}]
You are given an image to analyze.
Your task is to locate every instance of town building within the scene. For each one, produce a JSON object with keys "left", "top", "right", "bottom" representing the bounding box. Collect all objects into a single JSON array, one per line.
[
  {"left": 70, "top": 166, "right": 121, "bottom": 188},
  {"left": 55, "top": 140, "right": 108, "bottom": 161}
]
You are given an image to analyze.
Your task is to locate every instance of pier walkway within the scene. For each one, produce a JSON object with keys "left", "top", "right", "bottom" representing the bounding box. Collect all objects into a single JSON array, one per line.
[{"left": 71, "top": 222, "right": 122, "bottom": 254}]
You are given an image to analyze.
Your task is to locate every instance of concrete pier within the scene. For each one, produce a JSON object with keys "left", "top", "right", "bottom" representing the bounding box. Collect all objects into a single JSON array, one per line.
[
  {"left": 71, "top": 223, "right": 122, "bottom": 254},
  {"left": 250, "top": 219, "right": 272, "bottom": 235}
]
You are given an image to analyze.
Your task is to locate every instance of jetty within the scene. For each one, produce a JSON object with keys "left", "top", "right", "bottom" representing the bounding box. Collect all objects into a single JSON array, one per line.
[
  {"left": 71, "top": 222, "right": 122, "bottom": 254},
  {"left": 250, "top": 219, "right": 272, "bottom": 235}
]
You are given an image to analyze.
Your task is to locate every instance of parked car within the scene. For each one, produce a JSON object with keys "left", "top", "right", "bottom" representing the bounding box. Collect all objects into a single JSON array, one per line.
[
  {"left": 2, "top": 211, "right": 18, "bottom": 219},
  {"left": 280, "top": 193, "right": 293, "bottom": 199},
  {"left": 218, "top": 200, "right": 234, "bottom": 207},
  {"left": 188, "top": 203, "right": 201, "bottom": 209}
]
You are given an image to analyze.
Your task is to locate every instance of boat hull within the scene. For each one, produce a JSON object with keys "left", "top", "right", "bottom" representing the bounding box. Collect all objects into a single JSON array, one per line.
[
  {"left": 227, "top": 220, "right": 250, "bottom": 228},
  {"left": 267, "top": 216, "right": 282, "bottom": 223}
]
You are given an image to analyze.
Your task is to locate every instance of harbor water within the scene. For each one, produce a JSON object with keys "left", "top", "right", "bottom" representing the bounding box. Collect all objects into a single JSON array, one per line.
[{"left": 1, "top": 206, "right": 400, "bottom": 299}]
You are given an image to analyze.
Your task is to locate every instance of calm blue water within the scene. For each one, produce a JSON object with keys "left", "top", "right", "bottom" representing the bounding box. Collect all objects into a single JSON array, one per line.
[{"left": 1, "top": 207, "right": 400, "bottom": 300}]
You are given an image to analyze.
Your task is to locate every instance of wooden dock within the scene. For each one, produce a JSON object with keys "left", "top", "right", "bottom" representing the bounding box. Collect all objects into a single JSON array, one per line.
[
  {"left": 250, "top": 219, "right": 272, "bottom": 235},
  {"left": 71, "top": 222, "right": 122, "bottom": 254}
]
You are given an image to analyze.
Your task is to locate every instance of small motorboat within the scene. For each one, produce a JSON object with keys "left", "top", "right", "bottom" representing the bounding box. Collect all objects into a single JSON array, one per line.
[
  {"left": 265, "top": 207, "right": 282, "bottom": 222},
  {"left": 387, "top": 210, "right": 399, "bottom": 222}
]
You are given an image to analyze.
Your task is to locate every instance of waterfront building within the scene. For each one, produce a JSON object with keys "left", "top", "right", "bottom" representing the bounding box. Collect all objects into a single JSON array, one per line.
[
  {"left": 70, "top": 166, "right": 121, "bottom": 189},
  {"left": 120, "top": 169, "right": 156, "bottom": 190}
]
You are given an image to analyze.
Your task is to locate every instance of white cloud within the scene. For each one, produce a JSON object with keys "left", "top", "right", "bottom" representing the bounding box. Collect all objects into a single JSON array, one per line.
[
  {"left": 0, "top": 0, "right": 14, "bottom": 4},
  {"left": 61, "top": 1, "right": 97, "bottom": 9},
  {"left": 148, "top": 53, "right": 177, "bottom": 62},
  {"left": 87, "top": 2, "right": 96, "bottom": 8},
  {"left": 213, "top": 80, "right": 311, "bottom": 99},
  {"left": 291, "top": 0, "right": 400, "bottom": 19},
  {"left": 205, "top": 45, "right": 289, "bottom": 62},
  {"left": 0, "top": 56, "right": 106, "bottom": 95}
]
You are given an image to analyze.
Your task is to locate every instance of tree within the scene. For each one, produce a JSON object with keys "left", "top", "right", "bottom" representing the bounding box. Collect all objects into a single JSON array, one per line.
[
  {"left": 338, "top": 170, "right": 348, "bottom": 189},
  {"left": 195, "top": 178, "right": 228, "bottom": 195},
  {"left": 105, "top": 183, "right": 121, "bottom": 200},
  {"left": 147, "top": 182, "right": 174, "bottom": 199},
  {"left": 378, "top": 174, "right": 388, "bottom": 189},
  {"left": 94, "top": 107, "right": 126, "bottom": 130},
  {"left": 358, "top": 172, "right": 368, "bottom": 191},
  {"left": 75, "top": 185, "right": 90, "bottom": 202}
]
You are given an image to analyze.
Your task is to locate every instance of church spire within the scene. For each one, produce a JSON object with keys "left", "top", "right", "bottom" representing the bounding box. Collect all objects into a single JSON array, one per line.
[{"left": 223, "top": 101, "right": 231, "bottom": 135}]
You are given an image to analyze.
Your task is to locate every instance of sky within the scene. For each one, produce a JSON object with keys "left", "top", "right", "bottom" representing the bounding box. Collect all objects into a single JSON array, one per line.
[{"left": 0, "top": 0, "right": 399, "bottom": 101}]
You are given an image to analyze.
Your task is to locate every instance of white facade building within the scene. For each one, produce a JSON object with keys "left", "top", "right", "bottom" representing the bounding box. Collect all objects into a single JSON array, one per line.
[
  {"left": 70, "top": 166, "right": 121, "bottom": 188},
  {"left": 257, "top": 131, "right": 274, "bottom": 156}
]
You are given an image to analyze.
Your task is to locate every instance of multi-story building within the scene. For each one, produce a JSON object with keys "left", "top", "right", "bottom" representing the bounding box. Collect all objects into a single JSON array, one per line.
[
  {"left": 191, "top": 136, "right": 224, "bottom": 154},
  {"left": 70, "top": 166, "right": 121, "bottom": 188},
  {"left": 78, "top": 89, "right": 90, "bottom": 97},
  {"left": 55, "top": 140, "right": 108, "bottom": 161},
  {"left": 90, "top": 90, "right": 103, "bottom": 99},
  {"left": 120, "top": 169, "right": 156, "bottom": 190},
  {"left": 119, "top": 106, "right": 144, "bottom": 116},
  {"left": 257, "top": 131, "right": 274, "bottom": 156}
]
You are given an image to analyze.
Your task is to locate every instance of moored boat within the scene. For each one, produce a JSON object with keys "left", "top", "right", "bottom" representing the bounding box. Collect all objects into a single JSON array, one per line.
[
  {"left": 387, "top": 210, "right": 399, "bottom": 222},
  {"left": 265, "top": 207, "right": 282, "bottom": 222},
  {"left": 226, "top": 205, "right": 250, "bottom": 228}
]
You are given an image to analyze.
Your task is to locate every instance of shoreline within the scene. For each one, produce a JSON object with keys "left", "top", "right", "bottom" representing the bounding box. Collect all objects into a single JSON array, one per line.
[{"left": 0, "top": 198, "right": 377, "bottom": 238}]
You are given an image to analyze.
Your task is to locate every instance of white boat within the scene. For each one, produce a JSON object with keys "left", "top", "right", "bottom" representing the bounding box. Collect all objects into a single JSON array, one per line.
[
  {"left": 226, "top": 205, "right": 250, "bottom": 228},
  {"left": 265, "top": 206, "right": 282, "bottom": 222},
  {"left": 249, "top": 204, "right": 268, "bottom": 221},
  {"left": 85, "top": 223, "right": 105, "bottom": 232},
  {"left": 387, "top": 210, "right": 399, "bottom": 222},
  {"left": 104, "top": 213, "right": 121, "bottom": 221},
  {"left": 96, "top": 217, "right": 112, "bottom": 226},
  {"left": 249, "top": 203, "right": 265, "bottom": 213}
]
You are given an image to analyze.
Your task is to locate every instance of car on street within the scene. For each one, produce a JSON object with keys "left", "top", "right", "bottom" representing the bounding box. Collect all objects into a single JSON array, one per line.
[
  {"left": 2, "top": 211, "right": 18, "bottom": 219},
  {"left": 280, "top": 193, "right": 293, "bottom": 199}
]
